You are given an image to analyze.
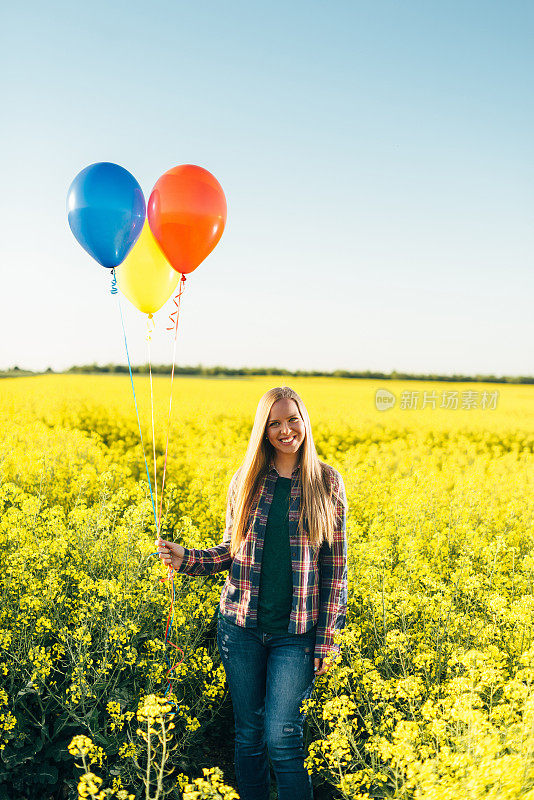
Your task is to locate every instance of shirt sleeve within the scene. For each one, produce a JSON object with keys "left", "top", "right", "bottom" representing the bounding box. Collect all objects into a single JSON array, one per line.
[
  {"left": 314, "top": 470, "right": 348, "bottom": 659},
  {"left": 174, "top": 470, "right": 239, "bottom": 577}
]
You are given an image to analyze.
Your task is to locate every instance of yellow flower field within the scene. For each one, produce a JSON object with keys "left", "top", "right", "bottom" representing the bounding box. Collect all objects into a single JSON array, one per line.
[{"left": 0, "top": 375, "right": 533, "bottom": 799}]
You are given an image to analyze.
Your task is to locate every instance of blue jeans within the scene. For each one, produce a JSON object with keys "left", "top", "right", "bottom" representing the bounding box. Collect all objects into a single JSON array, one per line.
[{"left": 216, "top": 613, "right": 317, "bottom": 800}]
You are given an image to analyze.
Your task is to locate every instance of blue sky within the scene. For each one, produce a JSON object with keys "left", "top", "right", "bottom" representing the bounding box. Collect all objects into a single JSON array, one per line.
[{"left": 2, "top": 0, "right": 533, "bottom": 374}]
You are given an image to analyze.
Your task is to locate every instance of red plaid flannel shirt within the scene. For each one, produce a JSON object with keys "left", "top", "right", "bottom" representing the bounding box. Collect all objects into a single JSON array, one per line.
[{"left": 175, "top": 461, "right": 348, "bottom": 660}]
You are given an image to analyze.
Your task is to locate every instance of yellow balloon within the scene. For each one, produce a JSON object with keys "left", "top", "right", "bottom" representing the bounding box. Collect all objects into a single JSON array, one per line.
[{"left": 116, "top": 221, "right": 180, "bottom": 314}]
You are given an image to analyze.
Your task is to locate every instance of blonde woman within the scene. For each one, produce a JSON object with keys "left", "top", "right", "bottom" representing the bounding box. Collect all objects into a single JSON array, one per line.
[{"left": 156, "top": 386, "right": 348, "bottom": 800}]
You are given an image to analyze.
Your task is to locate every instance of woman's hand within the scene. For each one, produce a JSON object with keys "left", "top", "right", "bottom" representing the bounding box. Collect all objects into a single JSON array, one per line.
[
  {"left": 155, "top": 538, "right": 185, "bottom": 571},
  {"left": 314, "top": 652, "right": 340, "bottom": 676},
  {"left": 314, "top": 657, "right": 328, "bottom": 676}
]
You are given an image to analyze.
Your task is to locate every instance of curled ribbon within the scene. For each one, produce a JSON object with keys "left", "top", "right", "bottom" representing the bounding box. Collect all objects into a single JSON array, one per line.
[
  {"left": 110, "top": 269, "right": 118, "bottom": 295},
  {"left": 146, "top": 313, "right": 155, "bottom": 342},
  {"left": 167, "top": 274, "right": 187, "bottom": 332}
]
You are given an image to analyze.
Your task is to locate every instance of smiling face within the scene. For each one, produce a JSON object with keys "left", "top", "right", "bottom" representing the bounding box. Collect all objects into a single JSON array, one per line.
[{"left": 265, "top": 397, "right": 306, "bottom": 457}]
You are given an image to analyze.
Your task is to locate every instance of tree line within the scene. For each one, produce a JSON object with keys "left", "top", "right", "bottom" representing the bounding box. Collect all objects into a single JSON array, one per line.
[{"left": 2, "top": 364, "right": 534, "bottom": 384}]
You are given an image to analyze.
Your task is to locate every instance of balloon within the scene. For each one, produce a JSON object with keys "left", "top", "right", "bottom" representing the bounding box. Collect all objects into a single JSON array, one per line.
[
  {"left": 147, "top": 164, "right": 226, "bottom": 274},
  {"left": 67, "top": 162, "right": 145, "bottom": 268},
  {"left": 115, "top": 221, "right": 180, "bottom": 315}
]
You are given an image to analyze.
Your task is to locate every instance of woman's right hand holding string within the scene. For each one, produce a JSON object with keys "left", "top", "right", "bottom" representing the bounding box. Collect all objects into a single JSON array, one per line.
[{"left": 155, "top": 538, "right": 185, "bottom": 570}]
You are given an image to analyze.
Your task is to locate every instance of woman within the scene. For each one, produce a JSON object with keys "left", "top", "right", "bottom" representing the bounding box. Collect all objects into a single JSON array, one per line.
[{"left": 156, "top": 386, "right": 348, "bottom": 800}]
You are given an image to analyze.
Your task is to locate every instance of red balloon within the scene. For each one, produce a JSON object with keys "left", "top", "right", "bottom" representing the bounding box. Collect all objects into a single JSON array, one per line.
[{"left": 147, "top": 164, "right": 227, "bottom": 274}]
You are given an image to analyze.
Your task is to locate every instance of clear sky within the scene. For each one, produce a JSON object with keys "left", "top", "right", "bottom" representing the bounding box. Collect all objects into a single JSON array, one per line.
[{"left": 2, "top": 0, "right": 533, "bottom": 375}]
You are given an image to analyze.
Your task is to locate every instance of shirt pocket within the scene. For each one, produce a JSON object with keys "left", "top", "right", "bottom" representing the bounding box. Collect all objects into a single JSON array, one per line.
[
  {"left": 227, "top": 581, "right": 243, "bottom": 612},
  {"left": 220, "top": 576, "right": 240, "bottom": 608},
  {"left": 230, "top": 526, "right": 254, "bottom": 572}
]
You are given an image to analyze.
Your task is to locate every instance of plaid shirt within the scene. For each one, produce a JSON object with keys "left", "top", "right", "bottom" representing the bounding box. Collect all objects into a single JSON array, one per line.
[{"left": 175, "top": 461, "right": 348, "bottom": 659}]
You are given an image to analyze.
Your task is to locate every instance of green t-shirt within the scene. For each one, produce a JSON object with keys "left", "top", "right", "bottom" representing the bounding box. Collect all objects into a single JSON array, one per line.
[
  {"left": 257, "top": 475, "right": 293, "bottom": 633},
  {"left": 218, "top": 475, "right": 294, "bottom": 633}
]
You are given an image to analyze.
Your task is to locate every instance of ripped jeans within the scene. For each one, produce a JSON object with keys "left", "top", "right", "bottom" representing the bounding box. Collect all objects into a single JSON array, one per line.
[{"left": 216, "top": 612, "right": 316, "bottom": 800}]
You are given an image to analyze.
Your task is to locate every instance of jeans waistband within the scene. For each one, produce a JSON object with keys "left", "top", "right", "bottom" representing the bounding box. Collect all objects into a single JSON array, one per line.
[{"left": 218, "top": 613, "right": 317, "bottom": 638}]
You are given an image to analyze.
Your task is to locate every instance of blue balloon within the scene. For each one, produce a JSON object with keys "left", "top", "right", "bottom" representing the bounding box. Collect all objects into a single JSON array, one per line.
[{"left": 67, "top": 162, "right": 146, "bottom": 268}]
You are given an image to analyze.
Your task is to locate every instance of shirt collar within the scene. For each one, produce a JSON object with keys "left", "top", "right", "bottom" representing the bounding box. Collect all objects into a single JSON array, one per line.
[{"left": 268, "top": 459, "right": 301, "bottom": 478}]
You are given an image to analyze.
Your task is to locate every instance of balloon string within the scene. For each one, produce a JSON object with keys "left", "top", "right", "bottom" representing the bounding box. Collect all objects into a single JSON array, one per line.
[
  {"left": 111, "top": 269, "right": 158, "bottom": 529},
  {"left": 146, "top": 313, "right": 185, "bottom": 711},
  {"left": 157, "top": 275, "right": 187, "bottom": 707},
  {"left": 161, "top": 568, "right": 185, "bottom": 700},
  {"left": 144, "top": 273, "right": 186, "bottom": 709},
  {"left": 158, "top": 274, "right": 187, "bottom": 529},
  {"left": 146, "top": 315, "right": 158, "bottom": 533}
]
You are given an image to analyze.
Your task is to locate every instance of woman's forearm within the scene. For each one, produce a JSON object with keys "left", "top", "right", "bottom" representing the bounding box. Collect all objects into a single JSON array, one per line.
[{"left": 174, "top": 542, "right": 233, "bottom": 576}]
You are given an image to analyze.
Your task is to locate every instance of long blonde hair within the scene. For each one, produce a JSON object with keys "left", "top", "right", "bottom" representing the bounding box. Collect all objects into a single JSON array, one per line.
[{"left": 228, "top": 386, "right": 343, "bottom": 557}]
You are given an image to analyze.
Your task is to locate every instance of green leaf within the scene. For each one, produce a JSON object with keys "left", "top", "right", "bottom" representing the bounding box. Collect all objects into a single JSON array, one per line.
[
  {"left": 1, "top": 739, "right": 42, "bottom": 768},
  {"left": 0, "top": 783, "right": 11, "bottom": 800},
  {"left": 42, "top": 740, "right": 72, "bottom": 763},
  {"left": 15, "top": 681, "right": 38, "bottom": 700},
  {"left": 34, "top": 762, "right": 58, "bottom": 785}
]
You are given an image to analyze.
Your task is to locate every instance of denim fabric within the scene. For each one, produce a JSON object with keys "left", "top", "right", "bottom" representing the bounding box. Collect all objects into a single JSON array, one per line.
[{"left": 217, "top": 612, "right": 316, "bottom": 800}]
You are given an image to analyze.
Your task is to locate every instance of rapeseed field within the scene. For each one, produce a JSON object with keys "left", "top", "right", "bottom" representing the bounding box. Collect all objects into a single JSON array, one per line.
[{"left": 1, "top": 375, "right": 533, "bottom": 799}]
